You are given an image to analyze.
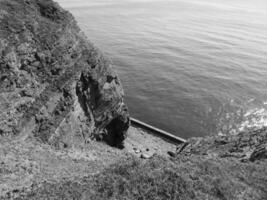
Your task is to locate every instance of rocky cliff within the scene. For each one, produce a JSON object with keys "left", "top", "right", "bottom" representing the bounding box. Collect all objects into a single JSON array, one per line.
[
  {"left": 0, "top": 0, "right": 266, "bottom": 200},
  {"left": 0, "top": 0, "right": 130, "bottom": 148}
]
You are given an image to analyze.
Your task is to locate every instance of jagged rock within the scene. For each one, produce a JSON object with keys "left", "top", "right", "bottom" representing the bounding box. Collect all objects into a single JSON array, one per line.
[
  {"left": 176, "top": 127, "right": 267, "bottom": 163},
  {"left": 0, "top": 0, "right": 129, "bottom": 147},
  {"left": 249, "top": 145, "right": 267, "bottom": 162}
]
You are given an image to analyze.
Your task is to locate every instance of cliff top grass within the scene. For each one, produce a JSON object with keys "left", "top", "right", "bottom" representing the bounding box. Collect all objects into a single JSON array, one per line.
[{"left": 1, "top": 127, "right": 266, "bottom": 200}]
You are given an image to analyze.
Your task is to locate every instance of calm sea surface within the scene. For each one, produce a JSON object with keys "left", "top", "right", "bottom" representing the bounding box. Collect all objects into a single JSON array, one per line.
[{"left": 57, "top": 0, "right": 267, "bottom": 138}]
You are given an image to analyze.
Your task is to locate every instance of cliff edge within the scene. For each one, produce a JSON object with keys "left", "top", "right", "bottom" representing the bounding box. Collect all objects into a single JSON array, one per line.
[
  {"left": 0, "top": 0, "right": 266, "bottom": 200},
  {"left": 0, "top": 0, "right": 129, "bottom": 148}
]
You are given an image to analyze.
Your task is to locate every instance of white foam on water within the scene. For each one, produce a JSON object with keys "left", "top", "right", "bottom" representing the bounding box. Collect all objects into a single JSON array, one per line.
[
  {"left": 238, "top": 107, "right": 267, "bottom": 132},
  {"left": 216, "top": 98, "right": 267, "bottom": 136}
]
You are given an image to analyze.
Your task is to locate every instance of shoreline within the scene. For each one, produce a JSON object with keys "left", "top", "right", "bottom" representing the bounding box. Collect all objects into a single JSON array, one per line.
[
  {"left": 130, "top": 117, "right": 186, "bottom": 144},
  {"left": 0, "top": 0, "right": 266, "bottom": 199}
]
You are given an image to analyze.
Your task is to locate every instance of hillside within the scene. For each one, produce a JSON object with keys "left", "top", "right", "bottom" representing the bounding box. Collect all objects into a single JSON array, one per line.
[
  {"left": 0, "top": 0, "right": 266, "bottom": 199},
  {"left": 0, "top": 0, "right": 129, "bottom": 148},
  {"left": 1, "top": 127, "right": 266, "bottom": 199}
]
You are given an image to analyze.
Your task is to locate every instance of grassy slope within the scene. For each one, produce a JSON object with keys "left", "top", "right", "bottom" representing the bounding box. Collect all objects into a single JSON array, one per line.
[
  {"left": 16, "top": 156, "right": 266, "bottom": 200},
  {"left": 14, "top": 129, "right": 267, "bottom": 200}
]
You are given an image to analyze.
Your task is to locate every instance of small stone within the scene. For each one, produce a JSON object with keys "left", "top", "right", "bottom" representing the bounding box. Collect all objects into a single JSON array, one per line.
[
  {"left": 140, "top": 153, "right": 153, "bottom": 159},
  {"left": 167, "top": 151, "right": 176, "bottom": 157},
  {"left": 135, "top": 149, "right": 141, "bottom": 154},
  {"left": 133, "top": 147, "right": 141, "bottom": 154},
  {"left": 19, "top": 90, "right": 33, "bottom": 97},
  {"left": 249, "top": 146, "right": 267, "bottom": 162}
]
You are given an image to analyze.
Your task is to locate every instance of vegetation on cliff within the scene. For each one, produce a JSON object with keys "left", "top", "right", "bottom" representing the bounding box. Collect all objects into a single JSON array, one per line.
[
  {"left": 0, "top": 0, "right": 129, "bottom": 148},
  {"left": 0, "top": 0, "right": 266, "bottom": 199},
  {"left": 6, "top": 128, "right": 266, "bottom": 200}
]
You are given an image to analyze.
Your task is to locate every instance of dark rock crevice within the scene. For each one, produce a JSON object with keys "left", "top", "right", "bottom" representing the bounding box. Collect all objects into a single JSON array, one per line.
[
  {"left": 76, "top": 69, "right": 130, "bottom": 148},
  {"left": 105, "top": 112, "right": 130, "bottom": 149}
]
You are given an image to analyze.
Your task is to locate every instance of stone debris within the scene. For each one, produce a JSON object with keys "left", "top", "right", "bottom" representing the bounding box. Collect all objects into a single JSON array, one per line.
[{"left": 140, "top": 153, "right": 154, "bottom": 159}]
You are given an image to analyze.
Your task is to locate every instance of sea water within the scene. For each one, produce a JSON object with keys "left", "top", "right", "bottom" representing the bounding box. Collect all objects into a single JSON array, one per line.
[{"left": 57, "top": 0, "right": 267, "bottom": 138}]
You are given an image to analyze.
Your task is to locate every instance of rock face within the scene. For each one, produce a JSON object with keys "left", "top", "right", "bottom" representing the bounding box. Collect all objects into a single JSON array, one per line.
[
  {"left": 176, "top": 127, "right": 267, "bottom": 163},
  {"left": 0, "top": 0, "right": 130, "bottom": 147}
]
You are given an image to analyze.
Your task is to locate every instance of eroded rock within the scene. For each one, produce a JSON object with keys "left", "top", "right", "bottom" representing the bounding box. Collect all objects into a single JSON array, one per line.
[
  {"left": 176, "top": 127, "right": 267, "bottom": 163},
  {"left": 0, "top": 0, "right": 129, "bottom": 147}
]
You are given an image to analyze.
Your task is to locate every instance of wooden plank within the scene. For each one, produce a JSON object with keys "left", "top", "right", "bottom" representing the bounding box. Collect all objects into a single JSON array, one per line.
[{"left": 130, "top": 118, "right": 187, "bottom": 144}]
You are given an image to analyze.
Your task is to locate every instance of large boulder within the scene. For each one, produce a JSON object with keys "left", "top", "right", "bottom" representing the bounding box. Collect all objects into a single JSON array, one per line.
[{"left": 0, "top": 0, "right": 130, "bottom": 148}]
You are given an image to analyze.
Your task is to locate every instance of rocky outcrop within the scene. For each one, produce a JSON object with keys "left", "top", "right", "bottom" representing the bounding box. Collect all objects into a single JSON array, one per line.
[
  {"left": 0, "top": 0, "right": 130, "bottom": 147},
  {"left": 176, "top": 127, "right": 267, "bottom": 163},
  {"left": 0, "top": 0, "right": 266, "bottom": 199}
]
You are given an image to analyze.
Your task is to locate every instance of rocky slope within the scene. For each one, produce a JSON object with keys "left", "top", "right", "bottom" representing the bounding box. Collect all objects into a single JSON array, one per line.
[
  {"left": 0, "top": 0, "right": 266, "bottom": 199},
  {"left": 1, "top": 127, "right": 266, "bottom": 200},
  {"left": 0, "top": 0, "right": 129, "bottom": 148}
]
